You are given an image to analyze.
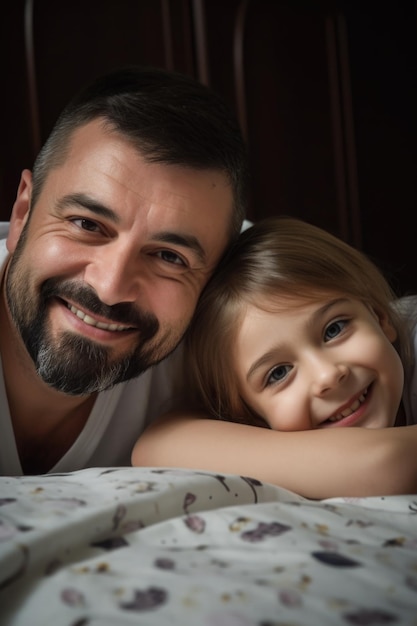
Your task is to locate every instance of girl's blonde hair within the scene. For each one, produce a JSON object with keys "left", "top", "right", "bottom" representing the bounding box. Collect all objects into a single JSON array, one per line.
[{"left": 186, "top": 216, "right": 410, "bottom": 424}]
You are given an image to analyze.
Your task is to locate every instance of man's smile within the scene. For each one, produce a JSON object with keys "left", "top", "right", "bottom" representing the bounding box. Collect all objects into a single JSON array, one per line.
[{"left": 67, "top": 302, "right": 134, "bottom": 332}]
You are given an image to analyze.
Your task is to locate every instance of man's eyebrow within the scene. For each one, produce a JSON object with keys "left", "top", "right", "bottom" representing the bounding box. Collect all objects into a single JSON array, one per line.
[
  {"left": 152, "top": 232, "right": 207, "bottom": 264},
  {"left": 57, "top": 193, "right": 120, "bottom": 223}
]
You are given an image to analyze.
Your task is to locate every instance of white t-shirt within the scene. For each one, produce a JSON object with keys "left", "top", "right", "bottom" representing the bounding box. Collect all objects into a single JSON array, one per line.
[{"left": 0, "top": 224, "right": 187, "bottom": 475}]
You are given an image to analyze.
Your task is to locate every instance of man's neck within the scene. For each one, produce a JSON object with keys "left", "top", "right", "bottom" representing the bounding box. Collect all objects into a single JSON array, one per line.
[
  {"left": 0, "top": 279, "right": 96, "bottom": 474},
  {"left": 12, "top": 394, "right": 96, "bottom": 474}
]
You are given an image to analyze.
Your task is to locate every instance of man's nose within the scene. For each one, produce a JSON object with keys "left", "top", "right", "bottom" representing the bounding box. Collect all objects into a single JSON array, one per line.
[{"left": 83, "top": 242, "right": 142, "bottom": 306}]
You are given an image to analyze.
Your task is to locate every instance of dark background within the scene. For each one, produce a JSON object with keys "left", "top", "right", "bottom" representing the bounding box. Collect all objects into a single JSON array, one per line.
[{"left": 2, "top": 0, "right": 417, "bottom": 296}]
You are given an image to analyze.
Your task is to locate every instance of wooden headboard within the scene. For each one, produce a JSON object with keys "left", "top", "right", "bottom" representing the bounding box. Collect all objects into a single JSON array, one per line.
[{"left": 2, "top": 0, "right": 417, "bottom": 294}]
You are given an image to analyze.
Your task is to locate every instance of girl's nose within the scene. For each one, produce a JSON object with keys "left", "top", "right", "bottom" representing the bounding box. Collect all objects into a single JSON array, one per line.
[{"left": 311, "top": 358, "right": 349, "bottom": 396}]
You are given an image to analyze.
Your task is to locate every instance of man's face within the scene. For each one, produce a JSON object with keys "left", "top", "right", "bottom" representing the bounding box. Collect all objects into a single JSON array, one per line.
[{"left": 5, "top": 119, "right": 233, "bottom": 394}]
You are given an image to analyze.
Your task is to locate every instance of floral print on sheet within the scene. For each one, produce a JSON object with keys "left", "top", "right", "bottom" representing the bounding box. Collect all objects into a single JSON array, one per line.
[{"left": 0, "top": 467, "right": 417, "bottom": 625}]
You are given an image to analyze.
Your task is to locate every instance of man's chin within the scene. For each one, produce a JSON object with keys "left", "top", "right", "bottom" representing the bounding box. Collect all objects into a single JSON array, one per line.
[{"left": 32, "top": 324, "right": 178, "bottom": 394}]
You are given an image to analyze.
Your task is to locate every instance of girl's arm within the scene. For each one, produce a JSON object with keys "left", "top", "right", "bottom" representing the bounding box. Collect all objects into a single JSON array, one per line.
[{"left": 132, "top": 412, "right": 417, "bottom": 499}]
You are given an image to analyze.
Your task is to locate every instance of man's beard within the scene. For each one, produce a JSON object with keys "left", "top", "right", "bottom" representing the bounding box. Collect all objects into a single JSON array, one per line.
[{"left": 5, "top": 249, "right": 179, "bottom": 395}]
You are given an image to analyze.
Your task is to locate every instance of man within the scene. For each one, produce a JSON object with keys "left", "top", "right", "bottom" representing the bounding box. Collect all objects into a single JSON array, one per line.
[{"left": 0, "top": 66, "right": 249, "bottom": 475}]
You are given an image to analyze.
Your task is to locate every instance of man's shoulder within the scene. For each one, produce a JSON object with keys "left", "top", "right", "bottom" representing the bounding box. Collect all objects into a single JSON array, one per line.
[
  {"left": 0, "top": 222, "right": 10, "bottom": 239},
  {"left": 0, "top": 224, "right": 10, "bottom": 268}
]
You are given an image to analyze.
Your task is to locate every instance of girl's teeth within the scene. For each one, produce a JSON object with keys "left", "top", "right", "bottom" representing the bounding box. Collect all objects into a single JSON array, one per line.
[
  {"left": 328, "top": 392, "right": 367, "bottom": 422},
  {"left": 340, "top": 398, "right": 361, "bottom": 417}
]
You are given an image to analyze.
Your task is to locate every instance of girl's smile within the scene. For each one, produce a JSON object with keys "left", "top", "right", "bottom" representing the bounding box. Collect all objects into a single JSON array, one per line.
[{"left": 320, "top": 384, "right": 371, "bottom": 427}]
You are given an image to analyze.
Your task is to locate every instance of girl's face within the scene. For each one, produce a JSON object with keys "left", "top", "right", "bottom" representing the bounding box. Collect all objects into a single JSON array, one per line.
[{"left": 234, "top": 294, "right": 404, "bottom": 431}]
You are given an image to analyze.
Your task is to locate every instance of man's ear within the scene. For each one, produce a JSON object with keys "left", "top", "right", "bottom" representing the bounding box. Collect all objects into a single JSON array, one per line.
[{"left": 6, "top": 169, "right": 33, "bottom": 253}]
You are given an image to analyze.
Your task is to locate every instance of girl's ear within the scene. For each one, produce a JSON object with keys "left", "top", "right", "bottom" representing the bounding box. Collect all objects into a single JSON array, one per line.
[
  {"left": 374, "top": 307, "right": 397, "bottom": 343},
  {"left": 7, "top": 170, "right": 33, "bottom": 253}
]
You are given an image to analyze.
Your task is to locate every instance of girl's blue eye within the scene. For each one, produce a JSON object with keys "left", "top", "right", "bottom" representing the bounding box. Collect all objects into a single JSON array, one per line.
[
  {"left": 266, "top": 364, "right": 292, "bottom": 386},
  {"left": 324, "top": 319, "right": 346, "bottom": 341}
]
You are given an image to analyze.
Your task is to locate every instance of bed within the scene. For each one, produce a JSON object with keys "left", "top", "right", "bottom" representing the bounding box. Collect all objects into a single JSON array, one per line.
[{"left": 1, "top": 466, "right": 417, "bottom": 625}]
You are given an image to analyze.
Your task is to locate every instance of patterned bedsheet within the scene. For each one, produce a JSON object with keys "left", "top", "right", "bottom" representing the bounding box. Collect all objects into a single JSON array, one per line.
[{"left": 0, "top": 467, "right": 417, "bottom": 625}]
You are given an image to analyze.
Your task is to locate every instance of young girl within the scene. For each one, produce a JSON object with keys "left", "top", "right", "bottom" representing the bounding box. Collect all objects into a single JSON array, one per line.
[{"left": 132, "top": 217, "right": 417, "bottom": 498}]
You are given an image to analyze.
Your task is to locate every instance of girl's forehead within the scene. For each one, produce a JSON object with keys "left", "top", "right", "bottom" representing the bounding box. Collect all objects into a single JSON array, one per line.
[{"left": 249, "top": 288, "right": 345, "bottom": 313}]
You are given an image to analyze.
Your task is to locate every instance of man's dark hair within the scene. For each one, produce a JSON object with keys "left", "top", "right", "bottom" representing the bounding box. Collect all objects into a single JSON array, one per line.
[{"left": 31, "top": 66, "right": 249, "bottom": 238}]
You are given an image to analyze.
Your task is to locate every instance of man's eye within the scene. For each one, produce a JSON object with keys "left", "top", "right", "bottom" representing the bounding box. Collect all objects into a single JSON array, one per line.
[
  {"left": 266, "top": 364, "right": 292, "bottom": 386},
  {"left": 156, "top": 250, "right": 186, "bottom": 266},
  {"left": 324, "top": 319, "right": 347, "bottom": 341},
  {"left": 71, "top": 218, "right": 100, "bottom": 232}
]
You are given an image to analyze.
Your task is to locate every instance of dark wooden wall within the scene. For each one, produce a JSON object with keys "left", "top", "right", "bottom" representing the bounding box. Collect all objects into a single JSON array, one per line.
[{"left": 2, "top": 0, "right": 417, "bottom": 295}]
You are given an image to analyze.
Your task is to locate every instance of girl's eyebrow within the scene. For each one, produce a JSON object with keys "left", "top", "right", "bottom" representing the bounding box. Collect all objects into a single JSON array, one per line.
[
  {"left": 308, "top": 297, "right": 350, "bottom": 324},
  {"left": 246, "top": 297, "right": 351, "bottom": 382},
  {"left": 247, "top": 348, "right": 281, "bottom": 382}
]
